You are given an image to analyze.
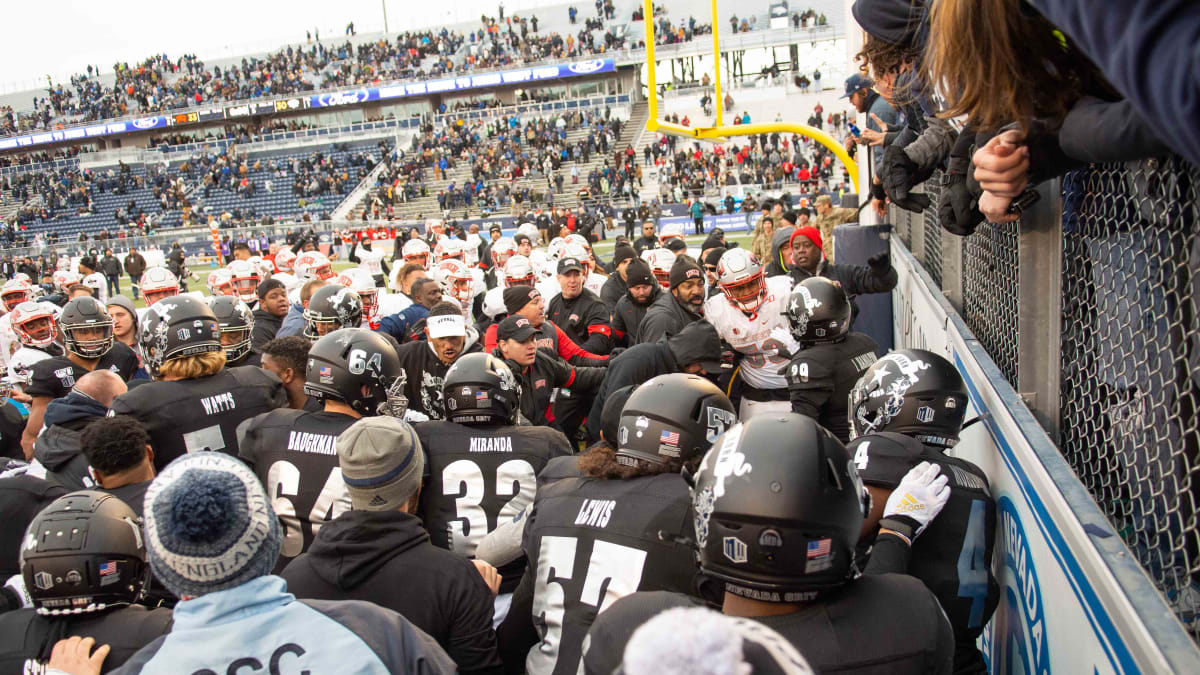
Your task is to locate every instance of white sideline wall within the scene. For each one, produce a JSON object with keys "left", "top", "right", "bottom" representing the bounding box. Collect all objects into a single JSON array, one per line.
[{"left": 890, "top": 239, "right": 1200, "bottom": 674}]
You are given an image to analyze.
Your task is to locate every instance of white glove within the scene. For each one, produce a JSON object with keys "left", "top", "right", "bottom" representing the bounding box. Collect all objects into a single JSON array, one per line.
[
  {"left": 403, "top": 409, "right": 430, "bottom": 423},
  {"left": 768, "top": 326, "right": 800, "bottom": 359},
  {"left": 879, "top": 461, "right": 951, "bottom": 545}
]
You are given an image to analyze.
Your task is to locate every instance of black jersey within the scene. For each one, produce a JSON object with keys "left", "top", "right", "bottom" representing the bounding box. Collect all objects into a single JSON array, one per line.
[
  {"left": 110, "top": 366, "right": 287, "bottom": 470},
  {"left": 521, "top": 471, "right": 700, "bottom": 675},
  {"left": 783, "top": 332, "right": 878, "bottom": 442},
  {"left": 395, "top": 339, "right": 482, "bottom": 421},
  {"left": 585, "top": 575, "right": 954, "bottom": 675},
  {"left": 850, "top": 432, "right": 999, "bottom": 671},
  {"left": 238, "top": 408, "right": 358, "bottom": 572},
  {"left": 0, "top": 605, "right": 173, "bottom": 674},
  {"left": 415, "top": 420, "right": 573, "bottom": 593},
  {"left": 25, "top": 342, "right": 140, "bottom": 400}
]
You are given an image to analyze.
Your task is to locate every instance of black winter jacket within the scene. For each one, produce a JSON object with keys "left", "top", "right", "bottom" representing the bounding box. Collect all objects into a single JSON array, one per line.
[
  {"left": 33, "top": 391, "right": 109, "bottom": 490},
  {"left": 637, "top": 290, "right": 701, "bottom": 344},
  {"left": 497, "top": 348, "right": 605, "bottom": 429},
  {"left": 788, "top": 258, "right": 898, "bottom": 325},
  {"left": 280, "top": 509, "right": 503, "bottom": 675}
]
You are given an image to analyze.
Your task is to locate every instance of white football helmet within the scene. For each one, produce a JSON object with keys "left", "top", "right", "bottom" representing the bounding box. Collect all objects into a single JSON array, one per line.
[
  {"left": 294, "top": 251, "right": 334, "bottom": 282},
  {"left": 274, "top": 248, "right": 297, "bottom": 273},
  {"left": 717, "top": 248, "right": 768, "bottom": 312},
  {"left": 433, "top": 259, "right": 474, "bottom": 305},
  {"left": 402, "top": 239, "right": 432, "bottom": 269},
  {"left": 227, "top": 259, "right": 261, "bottom": 303},
  {"left": 140, "top": 267, "right": 180, "bottom": 305},
  {"left": 646, "top": 249, "right": 677, "bottom": 289},
  {"left": 336, "top": 268, "right": 380, "bottom": 323},
  {"left": 502, "top": 255, "right": 536, "bottom": 288}
]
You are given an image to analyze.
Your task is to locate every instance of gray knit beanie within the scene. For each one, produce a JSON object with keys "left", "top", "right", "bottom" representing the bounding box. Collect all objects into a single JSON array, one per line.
[{"left": 143, "top": 453, "right": 280, "bottom": 598}]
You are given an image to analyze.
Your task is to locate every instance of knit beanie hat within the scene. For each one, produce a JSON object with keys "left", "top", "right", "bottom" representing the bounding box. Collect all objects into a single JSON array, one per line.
[
  {"left": 624, "top": 259, "right": 655, "bottom": 288},
  {"left": 143, "top": 453, "right": 280, "bottom": 598},
  {"left": 503, "top": 285, "right": 541, "bottom": 315},
  {"left": 338, "top": 416, "right": 424, "bottom": 511},
  {"left": 669, "top": 256, "right": 703, "bottom": 290},
  {"left": 612, "top": 244, "right": 637, "bottom": 267},
  {"left": 702, "top": 247, "right": 727, "bottom": 268},
  {"left": 790, "top": 226, "right": 823, "bottom": 254}
]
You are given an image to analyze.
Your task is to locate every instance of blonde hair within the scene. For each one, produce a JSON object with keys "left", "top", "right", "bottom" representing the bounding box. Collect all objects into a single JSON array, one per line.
[
  {"left": 158, "top": 350, "right": 227, "bottom": 380},
  {"left": 926, "top": 0, "right": 1103, "bottom": 132}
]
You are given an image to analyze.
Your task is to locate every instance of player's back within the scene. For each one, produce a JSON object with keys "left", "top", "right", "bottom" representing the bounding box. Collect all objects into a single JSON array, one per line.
[
  {"left": 110, "top": 365, "right": 285, "bottom": 469},
  {"left": 238, "top": 408, "right": 358, "bottom": 572},
  {"left": 523, "top": 471, "right": 699, "bottom": 675},
  {"left": 415, "top": 420, "right": 573, "bottom": 591},
  {"left": 785, "top": 331, "right": 879, "bottom": 441},
  {"left": 851, "top": 432, "right": 999, "bottom": 664}
]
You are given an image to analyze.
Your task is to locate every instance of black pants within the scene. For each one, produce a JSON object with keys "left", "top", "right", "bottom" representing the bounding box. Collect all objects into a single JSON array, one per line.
[
  {"left": 624, "top": 220, "right": 635, "bottom": 238},
  {"left": 693, "top": 216, "right": 705, "bottom": 235}
]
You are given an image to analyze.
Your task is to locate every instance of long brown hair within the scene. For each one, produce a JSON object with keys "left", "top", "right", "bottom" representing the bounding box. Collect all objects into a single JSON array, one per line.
[{"left": 926, "top": 0, "right": 1101, "bottom": 132}]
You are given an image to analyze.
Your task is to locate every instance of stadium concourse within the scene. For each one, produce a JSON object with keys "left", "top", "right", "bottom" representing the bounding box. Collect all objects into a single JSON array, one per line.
[{"left": 2, "top": 0, "right": 1200, "bottom": 674}]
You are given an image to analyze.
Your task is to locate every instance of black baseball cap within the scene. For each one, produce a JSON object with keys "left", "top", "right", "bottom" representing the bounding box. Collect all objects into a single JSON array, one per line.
[
  {"left": 497, "top": 315, "right": 538, "bottom": 342},
  {"left": 557, "top": 257, "right": 584, "bottom": 274}
]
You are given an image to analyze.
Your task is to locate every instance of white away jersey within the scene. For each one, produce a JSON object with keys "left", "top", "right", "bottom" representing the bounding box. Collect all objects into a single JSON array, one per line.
[
  {"left": 7, "top": 345, "right": 52, "bottom": 387},
  {"left": 704, "top": 275, "right": 794, "bottom": 391},
  {"left": 0, "top": 314, "right": 16, "bottom": 370},
  {"left": 356, "top": 246, "right": 386, "bottom": 276}
]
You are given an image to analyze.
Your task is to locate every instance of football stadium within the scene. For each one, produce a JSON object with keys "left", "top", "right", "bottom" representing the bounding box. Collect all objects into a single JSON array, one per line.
[{"left": 0, "top": 1, "right": 1197, "bottom": 673}]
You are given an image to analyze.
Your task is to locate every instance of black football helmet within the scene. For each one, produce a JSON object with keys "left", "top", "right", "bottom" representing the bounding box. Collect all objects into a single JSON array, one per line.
[
  {"left": 60, "top": 296, "right": 115, "bottom": 359},
  {"left": 442, "top": 353, "right": 520, "bottom": 425},
  {"left": 848, "top": 349, "right": 968, "bottom": 447},
  {"left": 304, "top": 328, "right": 407, "bottom": 417},
  {"left": 692, "top": 414, "right": 865, "bottom": 603},
  {"left": 785, "top": 277, "right": 851, "bottom": 344},
  {"left": 303, "top": 284, "right": 363, "bottom": 341},
  {"left": 615, "top": 373, "right": 737, "bottom": 467},
  {"left": 206, "top": 295, "right": 255, "bottom": 364},
  {"left": 20, "top": 491, "right": 151, "bottom": 616},
  {"left": 139, "top": 295, "right": 223, "bottom": 378}
]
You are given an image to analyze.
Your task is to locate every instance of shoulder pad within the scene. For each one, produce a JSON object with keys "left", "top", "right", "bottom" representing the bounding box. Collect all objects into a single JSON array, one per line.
[{"left": 849, "top": 432, "right": 927, "bottom": 487}]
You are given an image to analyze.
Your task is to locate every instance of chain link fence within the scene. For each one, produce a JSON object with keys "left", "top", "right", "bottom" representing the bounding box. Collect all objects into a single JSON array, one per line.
[{"left": 1059, "top": 156, "right": 1200, "bottom": 637}]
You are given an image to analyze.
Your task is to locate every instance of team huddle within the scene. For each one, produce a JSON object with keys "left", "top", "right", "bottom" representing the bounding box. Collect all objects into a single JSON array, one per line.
[{"left": 0, "top": 214, "right": 999, "bottom": 674}]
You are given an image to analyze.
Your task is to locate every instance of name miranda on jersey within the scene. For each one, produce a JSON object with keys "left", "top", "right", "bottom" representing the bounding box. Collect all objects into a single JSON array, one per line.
[{"left": 469, "top": 436, "right": 514, "bottom": 453}]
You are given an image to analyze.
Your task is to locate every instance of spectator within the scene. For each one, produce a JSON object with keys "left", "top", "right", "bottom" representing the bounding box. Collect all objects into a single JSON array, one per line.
[
  {"left": 31, "top": 370, "right": 128, "bottom": 491},
  {"left": 100, "top": 249, "right": 121, "bottom": 297},
  {"left": 251, "top": 278, "right": 289, "bottom": 350},
  {"left": 810, "top": 195, "right": 858, "bottom": 261},
  {"left": 123, "top": 246, "right": 146, "bottom": 300}
]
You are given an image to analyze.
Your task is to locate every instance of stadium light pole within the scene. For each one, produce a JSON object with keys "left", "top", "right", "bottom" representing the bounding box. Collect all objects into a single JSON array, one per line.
[{"left": 382, "top": 0, "right": 389, "bottom": 34}]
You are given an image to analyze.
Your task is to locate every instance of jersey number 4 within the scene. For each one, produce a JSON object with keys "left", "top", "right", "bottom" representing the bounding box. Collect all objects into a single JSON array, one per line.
[
  {"left": 528, "top": 536, "right": 647, "bottom": 674},
  {"left": 442, "top": 459, "right": 536, "bottom": 556},
  {"left": 956, "top": 499, "right": 989, "bottom": 629},
  {"left": 268, "top": 460, "right": 351, "bottom": 558}
]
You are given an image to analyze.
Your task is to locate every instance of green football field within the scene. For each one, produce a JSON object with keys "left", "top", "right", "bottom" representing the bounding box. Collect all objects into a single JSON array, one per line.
[{"left": 136, "top": 232, "right": 754, "bottom": 310}]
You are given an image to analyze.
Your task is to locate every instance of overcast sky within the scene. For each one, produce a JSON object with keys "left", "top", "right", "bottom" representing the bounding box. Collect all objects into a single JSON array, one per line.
[{"left": 0, "top": 0, "right": 565, "bottom": 93}]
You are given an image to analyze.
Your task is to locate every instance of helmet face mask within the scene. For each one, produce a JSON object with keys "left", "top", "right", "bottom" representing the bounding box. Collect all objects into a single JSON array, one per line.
[
  {"left": 336, "top": 270, "right": 379, "bottom": 322},
  {"left": 2, "top": 280, "right": 32, "bottom": 311},
  {"left": 61, "top": 297, "right": 115, "bottom": 359},
  {"left": 227, "top": 260, "right": 261, "bottom": 303},
  {"left": 140, "top": 267, "right": 180, "bottom": 306},
  {"left": 295, "top": 252, "right": 334, "bottom": 282},
  {"left": 12, "top": 301, "right": 57, "bottom": 348},
  {"left": 718, "top": 250, "right": 767, "bottom": 313},
  {"left": 303, "top": 284, "right": 363, "bottom": 342},
  {"left": 207, "top": 296, "right": 255, "bottom": 362}
]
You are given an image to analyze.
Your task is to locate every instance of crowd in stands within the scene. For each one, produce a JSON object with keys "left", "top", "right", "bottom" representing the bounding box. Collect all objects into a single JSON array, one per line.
[{"left": 4, "top": 161, "right": 189, "bottom": 231}]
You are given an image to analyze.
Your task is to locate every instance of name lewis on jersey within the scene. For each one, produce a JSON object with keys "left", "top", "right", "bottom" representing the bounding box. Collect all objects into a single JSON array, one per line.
[
  {"left": 469, "top": 436, "right": 514, "bottom": 453},
  {"left": 574, "top": 498, "right": 615, "bottom": 528}
]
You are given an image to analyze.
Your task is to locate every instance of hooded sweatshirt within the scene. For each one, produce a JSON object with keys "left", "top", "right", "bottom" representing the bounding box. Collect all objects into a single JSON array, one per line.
[
  {"left": 32, "top": 391, "right": 108, "bottom": 490},
  {"left": 765, "top": 225, "right": 796, "bottom": 277},
  {"left": 280, "top": 509, "right": 503, "bottom": 675}
]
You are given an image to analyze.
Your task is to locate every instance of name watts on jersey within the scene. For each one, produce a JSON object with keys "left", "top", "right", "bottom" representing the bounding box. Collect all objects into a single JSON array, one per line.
[
  {"left": 287, "top": 432, "right": 339, "bottom": 455},
  {"left": 200, "top": 393, "right": 236, "bottom": 415},
  {"left": 469, "top": 436, "right": 514, "bottom": 453},
  {"left": 574, "top": 498, "right": 615, "bottom": 528}
]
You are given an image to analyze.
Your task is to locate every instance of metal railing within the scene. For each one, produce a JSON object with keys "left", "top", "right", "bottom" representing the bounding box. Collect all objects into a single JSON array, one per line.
[{"left": 889, "top": 154, "right": 1200, "bottom": 641}]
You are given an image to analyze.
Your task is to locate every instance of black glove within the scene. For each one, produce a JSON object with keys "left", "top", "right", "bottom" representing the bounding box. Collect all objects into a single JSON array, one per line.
[
  {"left": 607, "top": 347, "right": 626, "bottom": 360},
  {"left": 867, "top": 251, "right": 890, "bottom": 273},
  {"left": 870, "top": 180, "right": 887, "bottom": 202},
  {"left": 938, "top": 172, "right": 984, "bottom": 236},
  {"left": 881, "top": 144, "right": 933, "bottom": 212}
]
